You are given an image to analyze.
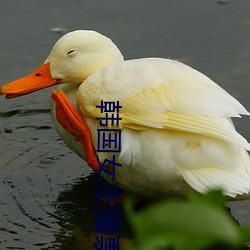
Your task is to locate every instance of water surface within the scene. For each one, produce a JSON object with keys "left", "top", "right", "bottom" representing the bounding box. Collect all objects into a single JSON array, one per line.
[{"left": 1, "top": 0, "right": 250, "bottom": 249}]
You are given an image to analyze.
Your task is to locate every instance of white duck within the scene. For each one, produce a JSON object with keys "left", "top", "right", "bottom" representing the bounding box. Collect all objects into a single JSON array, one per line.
[{"left": 1, "top": 30, "right": 250, "bottom": 199}]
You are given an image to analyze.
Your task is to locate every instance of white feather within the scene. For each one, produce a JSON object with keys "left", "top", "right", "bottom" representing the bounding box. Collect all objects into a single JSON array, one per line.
[{"left": 38, "top": 31, "right": 250, "bottom": 199}]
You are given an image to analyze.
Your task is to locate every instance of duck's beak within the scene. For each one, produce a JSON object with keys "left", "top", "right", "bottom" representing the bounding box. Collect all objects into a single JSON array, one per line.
[{"left": 0, "top": 62, "right": 61, "bottom": 99}]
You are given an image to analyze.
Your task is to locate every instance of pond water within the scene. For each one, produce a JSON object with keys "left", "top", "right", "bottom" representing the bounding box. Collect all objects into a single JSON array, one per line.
[{"left": 1, "top": 0, "right": 250, "bottom": 249}]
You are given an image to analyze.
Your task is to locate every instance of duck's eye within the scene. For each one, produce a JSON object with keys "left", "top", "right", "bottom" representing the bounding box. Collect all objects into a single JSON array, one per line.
[{"left": 67, "top": 50, "right": 76, "bottom": 56}]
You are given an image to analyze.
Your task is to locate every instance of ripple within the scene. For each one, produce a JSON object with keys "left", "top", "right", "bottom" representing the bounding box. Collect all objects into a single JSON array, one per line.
[
  {"left": 0, "top": 131, "right": 96, "bottom": 249},
  {"left": 0, "top": 125, "right": 89, "bottom": 249},
  {"left": 39, "top": 156, "right": 59, "bottom": 165},
  {"left": 0, "top": 109, "right": 51, "bottom": 118},
  {"left": 4, "top": 128, "right": 13, "bottom": 133},
  {"left": 16, "top": 125, "right": 52, "bottom": 130},
  {"left": 52, "top": 201, "right": 80, "bottom": 221},
  {"left": 0, "top": 227, "right": 18, "bottom": 235}
]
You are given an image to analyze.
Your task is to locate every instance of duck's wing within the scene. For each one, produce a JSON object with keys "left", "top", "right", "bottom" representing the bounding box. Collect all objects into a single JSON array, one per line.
[{"left": 78, "top": 58, "right": 250, "bottom": 150}]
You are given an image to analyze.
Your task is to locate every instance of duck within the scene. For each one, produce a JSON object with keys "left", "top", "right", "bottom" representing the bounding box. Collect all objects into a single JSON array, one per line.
[{"left": 1, "top": 30, "right": 250, "bottom": 199}]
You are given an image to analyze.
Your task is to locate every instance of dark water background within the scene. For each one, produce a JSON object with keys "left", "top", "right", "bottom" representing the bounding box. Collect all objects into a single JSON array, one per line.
[{"left": 1, "top": 0, "right": 250, "bottom": 249}]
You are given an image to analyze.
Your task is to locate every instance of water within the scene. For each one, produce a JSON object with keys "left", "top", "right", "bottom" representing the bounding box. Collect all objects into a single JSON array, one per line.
[{"left": 1, "top": 0, "right": 250, "bottom": 249}]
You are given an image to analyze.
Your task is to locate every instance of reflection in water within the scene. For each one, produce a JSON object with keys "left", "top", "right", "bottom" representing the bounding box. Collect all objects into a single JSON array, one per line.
[{"left": 53, "top": 175, "right": 131, "bottom": 250}]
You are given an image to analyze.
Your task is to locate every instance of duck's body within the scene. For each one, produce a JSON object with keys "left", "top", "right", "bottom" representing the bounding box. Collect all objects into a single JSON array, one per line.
[
  {"left": 1, "top": 30, "right": 250, "bottom": 199},
  {"left": 53, "top": 58, "right": 250, "bottom": 198},
  {"left": 52, "top": 83, "right": 192, "bottom": 198}
]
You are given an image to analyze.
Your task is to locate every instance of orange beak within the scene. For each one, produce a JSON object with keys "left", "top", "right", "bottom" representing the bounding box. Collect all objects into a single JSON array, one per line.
[{"left": 0, "top": 62, "right": 61, "bottom": 98}]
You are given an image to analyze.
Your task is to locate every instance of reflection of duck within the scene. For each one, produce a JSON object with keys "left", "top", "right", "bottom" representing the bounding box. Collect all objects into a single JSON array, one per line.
[{"left": 1, "top": 30, "right": 250, "bottom": 199}]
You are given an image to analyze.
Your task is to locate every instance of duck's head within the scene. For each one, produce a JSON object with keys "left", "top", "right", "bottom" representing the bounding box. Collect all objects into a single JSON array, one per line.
[{"left": 0, "top": 30, "right": 124, "bottom": 98}]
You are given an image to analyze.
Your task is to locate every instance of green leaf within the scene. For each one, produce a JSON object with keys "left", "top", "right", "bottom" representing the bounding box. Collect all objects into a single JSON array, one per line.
[
  {"left": 187, "top": 189, "right": 226, "bottom": 209},
  {"left": 124, "top": 198, "right": 241, "bottom": 250},
  {"left": 239, "top": 226, "right": 250, "bottom": 243}
]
